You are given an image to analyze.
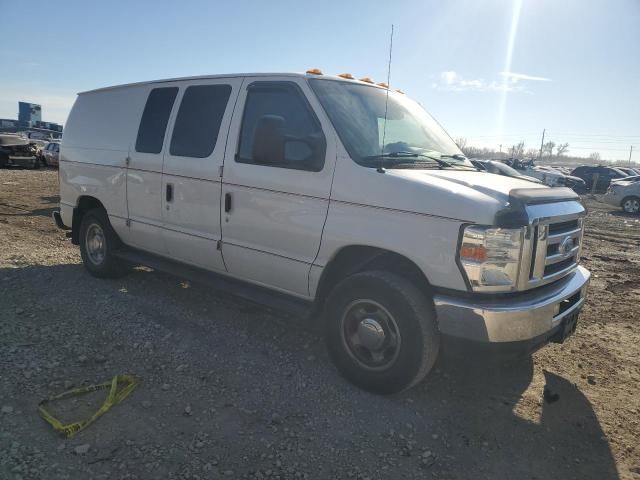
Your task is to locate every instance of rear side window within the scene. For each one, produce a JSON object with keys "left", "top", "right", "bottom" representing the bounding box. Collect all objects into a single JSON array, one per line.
[
  {"left": 135, "top": 87, "right": 178, "bottom": 154},
  {"left": 170, "top": 84, "right": 232, "bottom": 158},
  {"left": 237, "top": 82, "right": 325, "bottom": 171}
]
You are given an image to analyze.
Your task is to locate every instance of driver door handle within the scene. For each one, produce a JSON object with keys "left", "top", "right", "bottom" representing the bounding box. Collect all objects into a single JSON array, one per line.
[
  {"left": 166, "top": 183, "right": 174, "bottom": 203},
  {"left": 224, "top": 192, "right": 232, "bottom": 212}
]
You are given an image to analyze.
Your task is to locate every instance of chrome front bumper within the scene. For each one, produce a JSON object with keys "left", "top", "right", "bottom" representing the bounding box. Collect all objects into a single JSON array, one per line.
[{"left": 434, "top": 266, "right": 590, "bottom": 343}]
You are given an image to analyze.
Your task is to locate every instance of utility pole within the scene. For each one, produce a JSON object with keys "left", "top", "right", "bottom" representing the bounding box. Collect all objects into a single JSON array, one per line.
[
  {"left": 629, "top": 145, "right": 633, "bottom": 165},
  {"left": 499, "top": 144, "right": 502, "bottom": 154},
  {"left": 538, "top": 128, "right": 546, "bottom": 161}
]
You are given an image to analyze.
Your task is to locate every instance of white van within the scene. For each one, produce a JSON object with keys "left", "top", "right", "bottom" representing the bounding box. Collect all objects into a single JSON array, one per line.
[{"left": 54, "top": 71, "right": 590, "bottom": 393}]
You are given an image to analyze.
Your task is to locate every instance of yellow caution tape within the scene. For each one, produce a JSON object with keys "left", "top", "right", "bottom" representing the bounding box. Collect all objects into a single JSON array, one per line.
[{"left": 38, "top": 374, "right": 138, "bottom": 438}]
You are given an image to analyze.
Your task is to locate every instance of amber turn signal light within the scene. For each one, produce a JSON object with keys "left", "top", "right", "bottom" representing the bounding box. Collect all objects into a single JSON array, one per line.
[{"left": 459, "top": 245, "right": 488, "bottom": 263}]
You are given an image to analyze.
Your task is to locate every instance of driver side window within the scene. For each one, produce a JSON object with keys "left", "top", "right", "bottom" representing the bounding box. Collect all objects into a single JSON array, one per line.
[{"left": 236, "top": 82, "right": 325, "bottom": 171}]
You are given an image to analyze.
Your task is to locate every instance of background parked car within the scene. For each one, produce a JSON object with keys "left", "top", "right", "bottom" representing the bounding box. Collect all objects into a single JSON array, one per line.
[
  {"left": 611, "top": 175, "right": 640, "bottom": 186},
  {"left": 615, "top": 167, "right": 638, "bottom": 177},
  {"left": 507, "top": 160, "right": 586, "bottom": 192},
  {"left": 41, "top": 142, "right": 60, "bottom": 167},
  {"left": 0, "top": 134, "right": 39, "bottom": 168},
  {"left": 570, "top": 165, "right": 628, "bottom": 193},
  {"left": 472, "top": 159, "right": 543, "bottom": 184},
  {"left": 603, "top": 181, "right": 640, "bottom": 214}
]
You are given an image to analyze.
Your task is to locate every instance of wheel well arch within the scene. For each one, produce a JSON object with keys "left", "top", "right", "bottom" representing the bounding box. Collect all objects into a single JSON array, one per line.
[
  {"left": 71, "top": 196, "right": 106, "bottom": 245},
  {"left": 313, "top": 245, "right": 434, "bottom": 311},
  {"left": 621, "top": 194, "right": 640, "bottom": 204}
]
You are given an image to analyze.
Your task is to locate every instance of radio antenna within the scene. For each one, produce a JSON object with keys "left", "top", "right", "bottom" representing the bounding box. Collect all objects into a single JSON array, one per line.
[{"left": 378, "top": 23, "right": 394, "bottom": 173}]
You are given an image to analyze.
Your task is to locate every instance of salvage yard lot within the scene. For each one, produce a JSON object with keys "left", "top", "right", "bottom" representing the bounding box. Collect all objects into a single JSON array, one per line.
[{"left": 1, "top": 168, "right": 639, "bottom": 480}]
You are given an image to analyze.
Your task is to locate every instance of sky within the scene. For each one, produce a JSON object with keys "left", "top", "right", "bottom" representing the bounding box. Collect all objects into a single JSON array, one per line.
[{"left": 1, "top": 0, "right": 638, "bottom": 162}]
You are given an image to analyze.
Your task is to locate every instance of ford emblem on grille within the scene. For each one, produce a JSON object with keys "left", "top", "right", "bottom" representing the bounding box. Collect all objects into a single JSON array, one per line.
[{"left": 559, "top": 236, "right": 574, "bottom": 256}]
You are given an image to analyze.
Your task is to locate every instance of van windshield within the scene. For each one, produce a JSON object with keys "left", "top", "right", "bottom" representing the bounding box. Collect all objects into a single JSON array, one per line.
[{"left": 309, "top": 79, "right": 468, "bottom": 167}]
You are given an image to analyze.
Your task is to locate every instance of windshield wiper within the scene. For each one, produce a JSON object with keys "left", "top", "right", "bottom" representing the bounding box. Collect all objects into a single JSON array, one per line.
[
  {"left": 440, "top": 153, "right": 467, "bottom": 161},
  {"left": 362, "top": 151, "right": 452, "bottom": 169}
]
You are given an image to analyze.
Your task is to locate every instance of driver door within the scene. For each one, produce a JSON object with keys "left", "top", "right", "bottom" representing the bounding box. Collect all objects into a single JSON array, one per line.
[{"left": 220, "top": 78, "right": 337, "bottom": 297}]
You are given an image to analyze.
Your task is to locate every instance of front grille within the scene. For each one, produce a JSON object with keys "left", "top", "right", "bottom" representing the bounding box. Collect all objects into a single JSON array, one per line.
[
  {"left": 548, "top": 219, "right": 579, "bottom": 235},
  {"left": 519, "top": 206, "right": 584, "bottom": 290},
  {"left": 545, "top": 256, "right": 576, "bottom": 276}
]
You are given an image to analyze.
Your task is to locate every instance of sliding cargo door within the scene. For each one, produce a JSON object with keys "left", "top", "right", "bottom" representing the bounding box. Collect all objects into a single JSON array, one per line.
[
  {"left": 126, "top": 85, "right": 179, "bottom": 254},
  {"left": 160, "top": 78, "right": 242, "bottom": 272}
]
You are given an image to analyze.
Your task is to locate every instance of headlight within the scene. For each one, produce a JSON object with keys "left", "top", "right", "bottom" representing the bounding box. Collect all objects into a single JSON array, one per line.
[{"left": 458, "top": 225, "right": 524, "bottom": 292}]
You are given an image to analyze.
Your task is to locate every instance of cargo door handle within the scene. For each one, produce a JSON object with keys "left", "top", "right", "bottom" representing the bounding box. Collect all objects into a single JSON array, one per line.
[
  {"left": 166, "top": 183, "right": 174, "bottom": 203},
  {"left": 224, "top": 192, "right": 232, "bottom": 212}
]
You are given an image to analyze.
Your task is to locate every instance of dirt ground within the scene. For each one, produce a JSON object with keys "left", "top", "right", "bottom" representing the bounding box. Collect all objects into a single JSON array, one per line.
[{"left": 1, "top": 168, "right": 638, "bottom": 480}]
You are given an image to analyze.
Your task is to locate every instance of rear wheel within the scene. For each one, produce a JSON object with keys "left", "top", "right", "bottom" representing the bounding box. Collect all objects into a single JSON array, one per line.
[
  {"left": 622, "top": 196, "right": 640, "bottom": 214},
  {"left": 325, "top": 270, "right": 439, "bottom": 394},
  {"left": 79, "top": 209, "right": 124, "bottom": 278}
]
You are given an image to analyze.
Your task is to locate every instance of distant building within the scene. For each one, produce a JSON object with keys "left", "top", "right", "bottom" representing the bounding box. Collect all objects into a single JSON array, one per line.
[
  {"left": 0, "top": 118, "right": 20, "bottom": 130},
  {"left": 34, "top": 120, "right": 63, "bottom": 133},
  {"left": 1, "top": 102, "right": 62, "bottom": 138},
  {"left": 18, "top": 102, "right": 42, "bottom": 126}
]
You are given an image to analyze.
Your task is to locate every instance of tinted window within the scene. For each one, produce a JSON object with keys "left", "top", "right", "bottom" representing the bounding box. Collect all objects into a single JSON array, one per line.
[
  {"left": 135, "top": 87, "right": 178, "bottom": 154},
  {"left": 237, "top": 82, "right": 325, "bottom": 171},
  {"left": 169, "top": 84, "right": 232, "bottom": 158}
]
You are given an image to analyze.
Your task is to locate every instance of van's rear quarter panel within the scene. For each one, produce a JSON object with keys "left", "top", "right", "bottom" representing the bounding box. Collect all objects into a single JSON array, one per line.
[
  {"left": 60, "top": 86, "right": 150, "bottom": 237},
  {"left": 59, "top": 158, "right": 127, "bottom": 225}
]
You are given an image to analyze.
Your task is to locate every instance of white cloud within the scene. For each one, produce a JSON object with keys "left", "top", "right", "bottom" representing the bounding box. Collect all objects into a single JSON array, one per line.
[
  {"left": 499, "top": 71, "right": 551, "bottom": 82},
  {"left": 441, "top": 71, "right": 458, "bottom": 85},
  {"left": 433, "top": 71, "right": 525, "bottom": 93}
]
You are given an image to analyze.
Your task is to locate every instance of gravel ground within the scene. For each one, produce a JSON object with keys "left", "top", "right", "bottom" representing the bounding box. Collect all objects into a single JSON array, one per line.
[{"left": 1, "top": 168, "right": 639, "bottom": 480}]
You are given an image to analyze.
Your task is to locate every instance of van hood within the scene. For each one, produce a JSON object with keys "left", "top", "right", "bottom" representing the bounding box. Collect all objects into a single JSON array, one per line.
[
  {"left": 382, "top": 169, "right": 580, "bottom": 225},
  {"left": 335, "top": 166, "right": 564, "bottom": 225},
  {"left": 333, "top": 158, "right": 581, "bottom": 225},
  {"left": 394, "top": 169, "right": 549, "bottom": 198}
]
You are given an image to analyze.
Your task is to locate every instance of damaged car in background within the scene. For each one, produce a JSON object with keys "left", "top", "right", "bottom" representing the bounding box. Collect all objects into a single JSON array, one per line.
[{"left": 0, "top": 134, "right": 40, "bottom": 169}]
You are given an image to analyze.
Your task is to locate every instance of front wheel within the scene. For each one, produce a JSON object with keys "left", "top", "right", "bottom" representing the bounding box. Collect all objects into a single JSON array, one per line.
[
  {"left": 325, "top": 270, "right": 440, "bottom": 394},
  {"left": 79, "top": 209, "right": 123, "bottom": 278},
  {"left": 622, "top": 196, "right": 640, "bottom": 214}
]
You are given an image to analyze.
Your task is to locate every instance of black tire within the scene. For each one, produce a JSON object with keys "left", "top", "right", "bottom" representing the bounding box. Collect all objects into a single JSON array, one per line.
[
  {"left": 0, "top": 153, "right": 7, "bottom": 168},
  {"left": 325, "top": 270, "right": 440, "bottom": 394},
  {"left": 79, "top": 208, "right": 123, "bottom": 278},
  {"left": 33, "top": 158, "right": 41, "bottom": 169},
  {"left": 622, "top": 196, "right": 640, "bottom": 214}
]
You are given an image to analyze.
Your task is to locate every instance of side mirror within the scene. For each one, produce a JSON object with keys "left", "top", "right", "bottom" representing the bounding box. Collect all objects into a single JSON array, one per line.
[{"left": 252, "top": 115, "right": 286, "bottom": 165}]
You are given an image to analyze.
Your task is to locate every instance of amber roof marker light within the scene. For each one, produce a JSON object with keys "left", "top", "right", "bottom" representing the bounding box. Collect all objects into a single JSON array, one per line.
[
  {"left": 338, "top": 73, "right": 355, "bottom": 79},
  {"left": 359, "top": 77, "right": 375, "bottom": 84},
  {"left": 306, "top": 68, "right": 323, "bottom": 75}
]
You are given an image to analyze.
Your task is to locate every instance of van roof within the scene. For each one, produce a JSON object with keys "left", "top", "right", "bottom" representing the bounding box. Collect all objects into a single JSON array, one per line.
[{"left": 79, "top": 72, "right": 376, "bottom": 95}]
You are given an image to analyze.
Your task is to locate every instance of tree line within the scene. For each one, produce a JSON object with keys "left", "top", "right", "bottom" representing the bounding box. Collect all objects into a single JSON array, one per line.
[{"left": 454, "top": 138, "right": 603, "bottom": 165}]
